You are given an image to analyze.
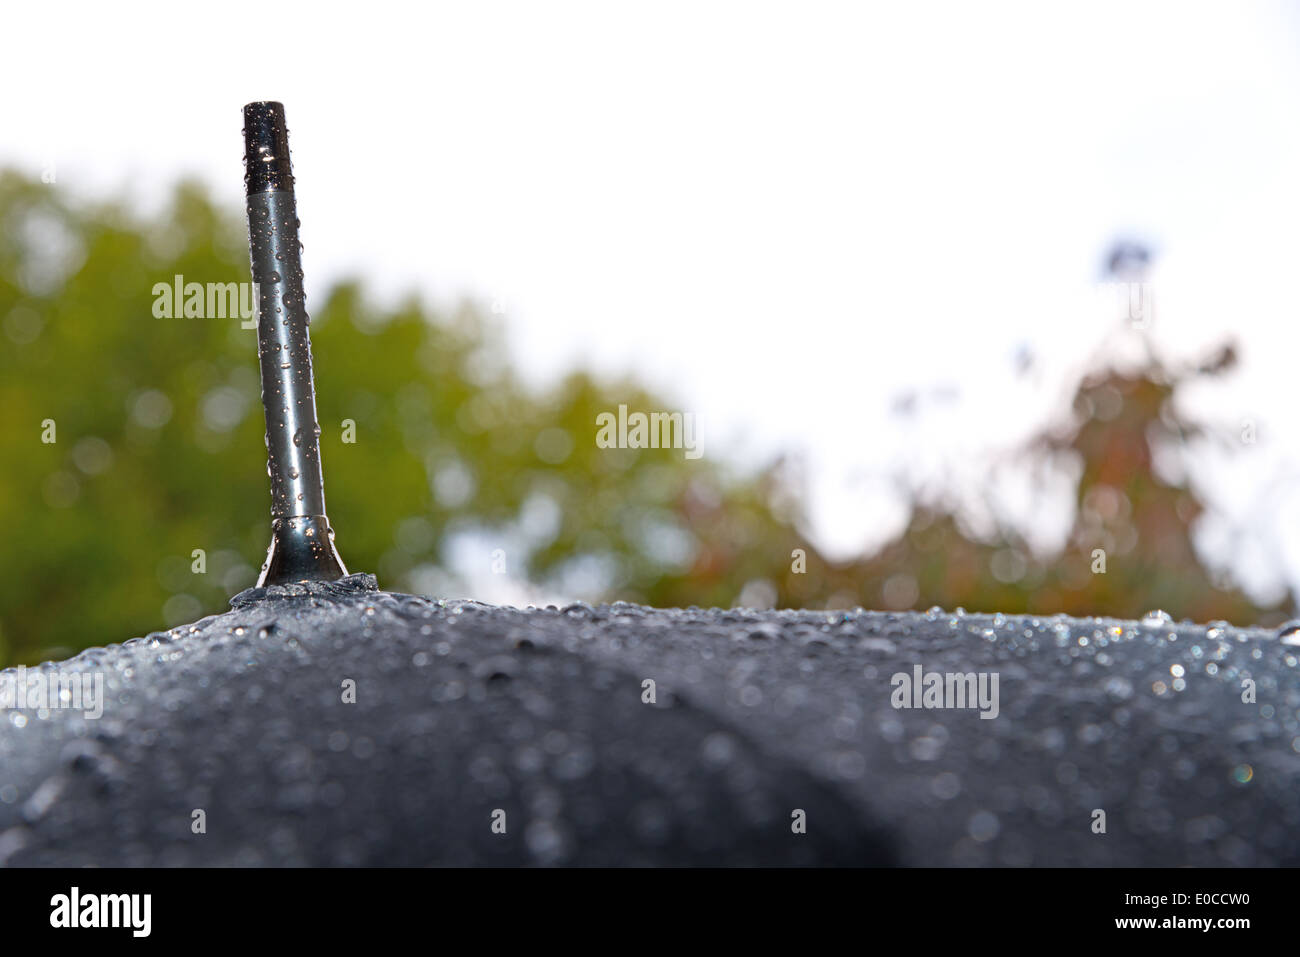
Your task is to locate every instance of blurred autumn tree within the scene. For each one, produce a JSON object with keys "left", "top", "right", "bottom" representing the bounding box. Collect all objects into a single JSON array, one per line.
[
  {"left": 788, "top": 345, "right": 1289, "bottom": 625},
  {"left": 0, "top": 172, "right": 1288, "bottom": 666}
]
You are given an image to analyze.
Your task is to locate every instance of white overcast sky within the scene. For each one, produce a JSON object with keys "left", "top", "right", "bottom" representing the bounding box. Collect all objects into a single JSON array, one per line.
[{"left": 6, "top": 1, "right": 1300, "bottom": 602}]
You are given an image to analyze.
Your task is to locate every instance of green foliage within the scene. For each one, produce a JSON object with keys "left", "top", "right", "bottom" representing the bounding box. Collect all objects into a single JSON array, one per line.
[
  {"left": 0, "top": 173, "right": 1286, "bottom": 666},
  {"left": 0, "top": 172, "right": 807, "bottom": 665}
]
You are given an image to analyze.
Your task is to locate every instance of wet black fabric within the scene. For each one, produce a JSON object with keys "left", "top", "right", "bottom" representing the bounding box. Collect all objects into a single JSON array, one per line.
[{"left": 0, "top": 575, "right": 1295, "bottom": 866}]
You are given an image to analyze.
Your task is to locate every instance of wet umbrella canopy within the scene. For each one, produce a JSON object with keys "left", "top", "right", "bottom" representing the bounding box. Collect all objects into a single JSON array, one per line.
[
  {"left": 0, "top": 586, "right": 1297, "bottom": 865},
  {"left": 0, "top": 103, "right": 1297, "bottom": 868}
]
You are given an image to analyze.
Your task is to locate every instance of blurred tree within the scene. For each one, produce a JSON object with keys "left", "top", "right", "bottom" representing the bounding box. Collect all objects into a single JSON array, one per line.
[
  {"left": 0, "top": 173, "right": 1286, "bottom": 666},
  {"left": 791, "top": 346, "right": 1289, "bottom": 625},
  {"left": 0, "top": 171, "right": 809, "bottom": 665}
]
